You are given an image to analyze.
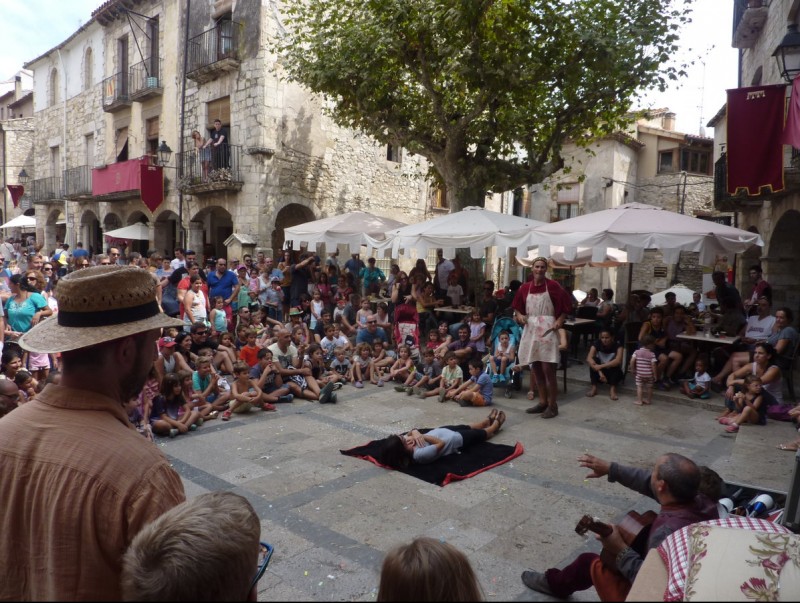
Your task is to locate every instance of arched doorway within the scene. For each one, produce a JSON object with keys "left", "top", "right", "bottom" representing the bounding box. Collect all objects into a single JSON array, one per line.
[
  {"left": 154, "top": 209, "right": 178, "bottom": 258},
  {"left": 767, "top": 210, "right": 800, "bottom": 312},
  {"left": 190, "top": 206, "right": 233, "bottom": 262},
  {"left": 102, "top": 213, "right": 123, "bottom": 254},
  {"left": 126, "top": 211, "right": 150, "bottom": 256},
  {"left": 272, "top": 203, "right": 316, "bottom": 260},
  {"left": 79, "top": 210, "right": 102, "bottom": 257},
  {"left": 44, "top": 209, "right": 65, "bottom": 255}
]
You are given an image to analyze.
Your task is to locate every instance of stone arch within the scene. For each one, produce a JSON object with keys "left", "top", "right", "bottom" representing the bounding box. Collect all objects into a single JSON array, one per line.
[
  {"left": 44, "top": 209, "right": 65, "bottom": 254},
  {"left": 83, "top": 47, "right": 93, "bottom": 91},
  {"left": 189, "top": 205, "right": 233, "bottom": 262},
  {"left": 154, "top": 209, "right": 179, "bottom": 258},
  {"left": 79, "top": 209, "right": 102, "bottom": 256},
  {"left": 766, "top": 210, "right": 800, "bottom": 312},
  {"left": 272, "top": 203, "right": 316, "bottom": 260}
]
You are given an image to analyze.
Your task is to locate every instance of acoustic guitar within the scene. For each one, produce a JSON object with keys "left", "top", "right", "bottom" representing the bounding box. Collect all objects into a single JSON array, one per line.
[{"left": 575, "top": 510, "right": 657, "bottom": 571}]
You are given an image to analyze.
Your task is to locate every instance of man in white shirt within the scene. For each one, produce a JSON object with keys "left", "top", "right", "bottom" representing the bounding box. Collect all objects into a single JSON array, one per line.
[
  {"left": 170, "top": 248, "right": 186, "bottom": 271},
  {"left": 0, "top": 238, "right": 15, "bottom": 268},
  {"left": 434, "top": 249, "right": 454, "bottom": 299}
]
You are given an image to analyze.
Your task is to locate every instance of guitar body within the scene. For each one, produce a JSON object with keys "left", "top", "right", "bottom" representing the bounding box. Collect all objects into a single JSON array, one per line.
[{"left": 575, "top": 510, "right": 657, "bottom": 573}]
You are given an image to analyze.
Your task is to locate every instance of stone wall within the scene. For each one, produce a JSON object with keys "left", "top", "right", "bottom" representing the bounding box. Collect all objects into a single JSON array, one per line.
[{"left": 0, "top": 117, "right": 34, "bottom": 223}]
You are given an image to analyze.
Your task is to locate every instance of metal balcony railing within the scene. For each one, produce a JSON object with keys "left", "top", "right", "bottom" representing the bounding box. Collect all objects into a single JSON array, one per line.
[
  {"left": 63, "top": 165, "right": 92, "bottom": 198},
  {"left": 176, "top": 144, "right": 243, "bottom": 192},
  {"left": 102, "top": 71, "right": 131, "bottom": 111},
  {"left": 130, "top": 57, "right": 163, "bottom": 100},
  {"left": 187, "top": 21, "right": 242, "bottom": 76},
  {"left": 32, "top": 177, "right": 62, "bottom": 203}
]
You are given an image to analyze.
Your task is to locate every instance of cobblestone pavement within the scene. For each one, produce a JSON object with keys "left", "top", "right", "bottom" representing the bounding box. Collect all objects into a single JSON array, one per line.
[{"left": 158, "top": 363, "right": 796, "bottom": 601}]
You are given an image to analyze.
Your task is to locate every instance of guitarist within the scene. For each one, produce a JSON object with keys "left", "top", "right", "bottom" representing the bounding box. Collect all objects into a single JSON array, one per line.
[{"left": 521, "top": 452, "right": 718, "bottom": 601}]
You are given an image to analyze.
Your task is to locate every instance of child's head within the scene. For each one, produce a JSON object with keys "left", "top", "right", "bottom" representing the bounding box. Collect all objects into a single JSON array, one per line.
[
  {"left": 641, "top": 334, "right": 656, "bottom": 349},
  {"left": 444, "top": 351, "right": 457, "bottom": 366},
  {"left": 498, "top": 330, "right": 510, "bottom": 345},
  {"left": 165, "top": 326, "right": 179, "bottom": 339},
  {"left": 422, "top": 349, "right": 435, "bottom": 363},
  {"left": 219, "top": 331, "right": 234, "bottom": 347},
  {"left": 313, "top": 288, "right": 322, "bottom": 300},
  {"left": 468, "top": 358, "right": 483, "bottom": 375},
  {"left": 334, "top": 346, "right": 347, "bottom": 361},
  {"left": 377, "top": 537, "right": 483, "bottom": 602},
  {"left": 448, "top": 271, "right": 459, "bottom": 285},
  {"left": 372, "top": 341, "right": 384, "bottom": 355},
  {"left": 598, "top": 329, "right": 614, "bottom": 346},
  {"left": 744, "top": 374, "right": 762, "bottom": 394},
  {"left": 360, "top": 298, "right": 370, "bottom": 310},
  {"left": 397, "top": 345, "right": 411, "bottom": 358},
  {"left": 177, "top": 369, "right": 193, "bottom": 389},
  {"left": 428, "top": 329, "right": 440, "bottom": 342},
  {"left": 197, "top": 347, "right": 213, "bottom": 360},
  {"left": 233, "top": 361, "right": 250, "bottom": 378},
  {"left": 236, "top": 325, "right": 248, "bottom": 341},
  {"left": 438, "top": 321, "right": 449, "bottom": 336},
  {"left": 357, "top": 343, "right": 372, "bottom": 358},
  {"left": 377, "top": 301, "right": 388, "bottom": 314},
  {"left": 14, "top": 369, "right": 32, "bottom": 389},
  {"left": 245, "top": 328, "right": 257, "bottom": 344},
  {"left": 196, "top": 357, "right": 212, "bottom": 376},
  {"left": 257, "top": 347, "right": 273, "bottom": 366},
  {"left": 324, "top": 324, "right": 336, "bottom": 338},
  {"left": 470, "top": 310, "right": 481, "bottom": 322},
  {"left": 694, "top": 357, "right": 707, "bottom": 374},
  {"left": 124, "top": 396, "right": 140, "bottom": 413},
  {"left": 213, "top": 295, "right": 224, "bottom": 308},
  {"left": 161, "top": 372, "right": 182, "bottom": 396}
]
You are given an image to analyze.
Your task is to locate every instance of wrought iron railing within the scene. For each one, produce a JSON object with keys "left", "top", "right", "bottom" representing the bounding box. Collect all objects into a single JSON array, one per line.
[
  {"left": 176, "top": 144, "right": 243, "bottom": 187},
  {"left": 187, "top": 21, "right": 242, "bottom": 74},
  {"left": 102, "top": 71, "right": 130, "bottom": 107},
  {"left": 63, "top": 165, "right": 92, "bottom": 198},
  {"left": 32, "top": 177, "right": 62, "bottom": 202},
  {"left": 130, "top": 57, "right": 163, "bottom": 95}
]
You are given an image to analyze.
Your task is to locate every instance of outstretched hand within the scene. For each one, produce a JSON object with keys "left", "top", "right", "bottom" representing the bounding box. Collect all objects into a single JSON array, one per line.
[{"left": 578, "top": 454, "right": 611, "bottom": 479}]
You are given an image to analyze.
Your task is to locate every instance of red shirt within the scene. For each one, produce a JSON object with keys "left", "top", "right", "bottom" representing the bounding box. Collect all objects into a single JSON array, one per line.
[{"left": 239, "top": 344, "right": 260, "bottom": 368}]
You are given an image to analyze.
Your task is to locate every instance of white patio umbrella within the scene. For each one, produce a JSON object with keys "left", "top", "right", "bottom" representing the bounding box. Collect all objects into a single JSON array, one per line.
[
  {"left": 367, "top": 206, "right": 548, "bottom": 258},
  {"left": 0, "top": 214, "right": 36, "bottom": 229},
  {"left": 104, "top": 223, "right": 150, "bottom": 240},
  {"left": 284, "top": 210, "right": 407, "bottom": 254},
  {"left": 528, "top": 202, "right": 764, "bottom": 266},
  {"left": 649, "top": 284, "right": 697, "bottom": 307},
  {"left": 517, "top": 245, "right": 628, "bottom": 268}
]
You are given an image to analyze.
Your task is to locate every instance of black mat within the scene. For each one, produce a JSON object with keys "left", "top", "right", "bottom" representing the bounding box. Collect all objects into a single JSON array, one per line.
[{"left": 341, "top": 433, "right": 524, "bottom": 486}]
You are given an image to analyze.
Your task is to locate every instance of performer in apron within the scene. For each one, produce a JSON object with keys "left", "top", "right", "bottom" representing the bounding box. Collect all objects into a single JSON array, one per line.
[{"left": 512, "top": 257, "right": 574, "bottom": 418}]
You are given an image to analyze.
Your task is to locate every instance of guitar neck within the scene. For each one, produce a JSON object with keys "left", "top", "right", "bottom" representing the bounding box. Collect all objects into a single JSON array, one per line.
[{"left": 576, "top": 515, "right": 613, "bottom": 538}]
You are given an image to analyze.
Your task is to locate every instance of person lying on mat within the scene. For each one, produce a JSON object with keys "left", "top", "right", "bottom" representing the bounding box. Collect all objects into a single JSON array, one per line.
[{"left": 376, "top": 409, "right": 507, "bottom": 467}]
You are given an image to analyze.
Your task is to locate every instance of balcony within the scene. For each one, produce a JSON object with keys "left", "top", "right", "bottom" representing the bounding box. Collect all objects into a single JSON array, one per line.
[
  {"left": 186, "top": 21, "right": 243, "bottom": 84},
  {"left": 713, "top": 152, "right": 800, "bottom": 211},
  {"left": 92, "top": 157, "right": 156, "bottom": 201},
  {"left": 102, "top": 71, "right": 131, "bottom": 113},
  {"left": 32, "top": 177, "right": 63, "bottom": 204},
  {"left": 733, "top": 0, "right": 770, "bottom": 48},
  {"left": 176, "top": 144, "right": 244, "bottom": 195},
  {"left": 63, "top": 165, "right": 93, "bottom": 200},
  {"left": 130, "top": 58, "right": 163, "bottom": 102}
]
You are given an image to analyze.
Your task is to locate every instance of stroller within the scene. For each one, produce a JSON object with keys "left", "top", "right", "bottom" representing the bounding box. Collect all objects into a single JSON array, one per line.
[
  {"left": 484, "top": 315, "right": 523, "bottom": 397},
  {"left": 394, "top": 303, "right": 421, "bottom": 362}
]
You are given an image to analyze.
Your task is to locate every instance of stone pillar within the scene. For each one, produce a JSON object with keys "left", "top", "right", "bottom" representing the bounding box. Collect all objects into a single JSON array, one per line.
[{"left": 187, "top": 221, "right": 204, "bottom": 256}]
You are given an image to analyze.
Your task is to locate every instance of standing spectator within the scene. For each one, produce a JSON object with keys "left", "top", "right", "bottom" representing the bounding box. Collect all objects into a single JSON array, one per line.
[
  {"left": 0, "top": 237, "right": 15, "bottom": 268},
  {"left": 206, "top": 257, "right": 239, "bottom": 331},
  {"left": 359, "top": 257, "right": 386, "bottom": 297},
  {"left": 70, "top": 241, "right": 89, "bottom": 263},
  {"left": 433, "top": 249, "right": 455, "bottom": 299},
  {"left": 743, "top": 264, "right": 772, "bottom": 316},
  {"left": 170, "top": 247, "right": 186, "bottom": 271},
  {"left": 706, "top": 270, "right": 744, "bottom": 316},
  {"left": 289, "top": 252, "right": 315, "bottom": 307},
  {"left": 0, "top": 266, "right": 186, "bottom": 599},
  {"left": 203, "top": 118, "right": 230, "bottom": 169},
  {"left": 344, "top": 253, "right": 366, "bottom": 292}
]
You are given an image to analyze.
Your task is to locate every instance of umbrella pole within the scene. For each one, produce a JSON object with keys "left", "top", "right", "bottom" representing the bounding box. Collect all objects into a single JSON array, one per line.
[{"left": 627, "top": 263, "right": 633, "bottom": 301}]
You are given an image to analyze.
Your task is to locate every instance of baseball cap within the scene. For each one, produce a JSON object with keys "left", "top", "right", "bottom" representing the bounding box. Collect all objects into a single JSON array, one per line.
[
  {"left": 237, "top": 265, "right": 247, "bottom": 272},
  {"left": 158, "top": 336, "right": 176, "bottom": 348}
]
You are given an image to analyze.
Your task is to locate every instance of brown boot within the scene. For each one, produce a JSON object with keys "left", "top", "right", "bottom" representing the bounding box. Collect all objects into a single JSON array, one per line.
[
  {"left": 541, "top": 403, "right": 559, "bottom": 419},
  {"left": 526, "top": 403, "right": 547, "bottom": 414}
]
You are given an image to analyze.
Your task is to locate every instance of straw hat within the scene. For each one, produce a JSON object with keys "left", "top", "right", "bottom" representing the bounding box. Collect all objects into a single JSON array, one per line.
[{"left": 20, "top": 265, "right": 185, "bottom": 354}]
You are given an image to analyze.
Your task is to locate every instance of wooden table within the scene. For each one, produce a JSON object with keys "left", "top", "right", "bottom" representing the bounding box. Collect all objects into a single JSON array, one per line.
[
  {"left": 435, "top": 305, "right": 474, "bottom": 315},
  {"left": 677, "top": 333, "right": 741, "bottom": 359}
]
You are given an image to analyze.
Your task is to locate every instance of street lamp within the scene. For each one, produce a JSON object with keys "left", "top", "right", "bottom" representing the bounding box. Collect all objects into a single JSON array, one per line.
[
  {"left": 18, "top": 169, "right": 29, "bottom": 185},
  {"left": 157, "top": 140, "right": 173, "bottom": 166},
  {"left": 773, "top": 23, "right": 800, "bottom": 83}
]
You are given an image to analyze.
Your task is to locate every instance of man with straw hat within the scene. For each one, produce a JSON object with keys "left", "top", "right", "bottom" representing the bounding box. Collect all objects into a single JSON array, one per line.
[{"left": 0, "top": 266, "right": 187, "bottom": 600}]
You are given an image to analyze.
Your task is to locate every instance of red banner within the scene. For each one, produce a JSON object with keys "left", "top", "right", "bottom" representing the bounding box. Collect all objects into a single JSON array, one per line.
[
  {"left": 784, "top": 75, "right": 800, "bottom": 148},
  {"left": 6, "top": 185, "right": 24, "bottom": 207},
  {"left": 727, "top": 84, "right": 787, "bottom": 195},
  {"left": 140, "top": 164, "right": 164, "bottom": 213},
  {"left": 92, "top": 157, "right": 149, "bottom": 196}
]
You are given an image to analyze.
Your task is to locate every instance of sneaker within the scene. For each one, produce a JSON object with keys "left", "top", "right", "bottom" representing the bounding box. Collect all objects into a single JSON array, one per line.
[
  {"left": 377, "top": 379, "right": 384, "bottom": 387},
  {"left": 330, "top": 393, "right": 338, "bottom": 404},
  {"left": 521, "top": 570, "right": 555, "bottom": 596},
  {"left": 354, "top": 381, "right": 364, "bottom": 388},
  {"left": 405, "top": 386, "right": 414, "bottom": 396},
  {"left": 277, "top": 394, "right": 294, "bottom": 403},
  {"left": 418, "top": 391, "right": 428, "bottom": 399},
  {"left": 394, "top": 385, "right": 406, "bottom": 392},
  {"left": 438, "top": 389, "right": 447, "bottom": 403},
  {"left": 413, "top": 387, "right": 423, "bottom": 396},
  {"left": 332, "top": 382, "right": 344, "bottom": 391},
  {"left": 262, "top": 402, "right": 277, "bottom": 412},
  {"left": 222, "top": 410, "right": 232, "bottom": 421},
  {"left": 319, "top": 381, "right": 335, "bottom": 404},
  {"left": 208, "top": 410, "right": 219, "bottom": 420},
  {"left": 169, "top": 428, "right": 179, "bottom": 438},
  {"left": 498, "top": 374, "right": 507, "bottom": 383},
  {"left": 189, "top": 424, "right": 198, "bottom": 431},
  {"left": 491, "top": 374, "right": 500, "bottom": 384}
]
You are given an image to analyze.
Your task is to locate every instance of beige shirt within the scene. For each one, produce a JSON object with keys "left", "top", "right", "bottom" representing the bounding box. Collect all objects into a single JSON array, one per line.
[{"left": 0, "top": 383, "right": 186, "bottom": 600}]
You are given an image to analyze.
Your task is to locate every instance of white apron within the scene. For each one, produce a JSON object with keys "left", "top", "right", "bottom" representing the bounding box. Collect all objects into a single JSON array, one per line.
[{"left": 517, "top": 289, "right": 559, "bottom": 365}]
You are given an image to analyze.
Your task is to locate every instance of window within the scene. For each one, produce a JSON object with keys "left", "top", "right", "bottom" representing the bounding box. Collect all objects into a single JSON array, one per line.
[
  {"left": 50, "top": 146, "right": 60, "bottom": 178},
  {"left": 659, "top": 150, "right": 675, "bottom": 173},
  {"left": 555, "top": 183, "right": 579, "bottom": 221},
  {"left": 555, "top": 203, "right": 579, "bottom": 221},
  {"left": 83, "top": 47, "right": 93, "bottom": 91},
  {"left": 115, "top": 127, "right": 129, "bottom": 162},
  {"left": 148, "top": 17, "right": 159, "bottom": 78},
  {"left": 430, "top": 183, "right": 448, "bottom": 210},
  {"left": 85, "top": 134, "right": 94, "bottom": 167},
  {"left": 386, "top": 144, "right": 401, "bottom": 163},
  {"left": 206, "top": 96, "right": 230, "bottom": 130},
  {"left": 680, "top": 148, "right": 711, "bottom": 175},
  {"left": 118, "top": 36, "right": 129, "bottom": 96},
  {"left": 145, "top": 117, "right": 159, "bottom": 157},
  {"left": 512, "top": 188, "right": 524, "bottom": 217},
  {"left": 49, "top": 68, "right": 60, "bottom": 106}
]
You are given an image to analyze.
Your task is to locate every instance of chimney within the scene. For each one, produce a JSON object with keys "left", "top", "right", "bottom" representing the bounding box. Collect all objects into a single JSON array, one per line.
[
  {"left": 663, "top": 112, "right": 676, "bottom": 131},
  {"left": 14, "top": 75, "right": 21, "bottom": 100}
]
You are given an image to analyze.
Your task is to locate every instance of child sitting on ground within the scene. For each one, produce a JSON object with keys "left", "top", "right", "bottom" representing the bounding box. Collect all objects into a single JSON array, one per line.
[
  {"left": 192, "top": 357, "right": 231, "bottom": 414},
  {"left": 352, "top": 343, "right": 374, "bottom": 388},
  {"left": 409, "top": 348, "right": 442, "bottom": 399},
  {"left": 425, "top": 328, "right": 443, "bottom": 352},
  {"left": 629, "top": 334, "right": 657, "bottom": 406},
  {"left": 227, "top": 361, "right": 266, "bottom": 419},
  {"left": 151, "top": 373, "right": 202, "bottom": 437},
  {"left": 181, "top": 368, "right": 215, "bottom": 420},
  {"left": 681, "top": 357, "right": 712, "bottom": 400},
  {"left": 719, "top": 374, "right": 766, "bottom": 433},
  {"left": 450, "top": 358, "right": 493, "bottom": 407},
  {"left": 372, "top": 341, "right": 394, "bottom": 380},
  {"left": 329, "top": 347, "right": 353, "bottom": 387},
  {"left": 125, "top": 395, "right": 153, "bottom": 441},
  {"left": 437, "top": 352, "right": 464, "bottom": 402},
  {"left": 250, "top": 348, "right": 292, "bottom": 408},
  {"left": 390, "top": 346, "right": 415, "bottom": 390},
  {"left": 238, "top": 328, "right": 261, "bottom": 368},
  {"left": 488, "top": 330, "right": 516, "bottom": 383}
]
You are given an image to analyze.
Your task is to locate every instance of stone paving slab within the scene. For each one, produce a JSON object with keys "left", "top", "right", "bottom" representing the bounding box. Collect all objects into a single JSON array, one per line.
[{"left": 157, "top": 368, "right": 797, "bottom": 601}]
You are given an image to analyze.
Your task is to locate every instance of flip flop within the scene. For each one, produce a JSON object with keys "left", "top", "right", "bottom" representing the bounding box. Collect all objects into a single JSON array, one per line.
[
  {"left": 777, "top": 442, "right": 800, "bottom": 451},
  {"left": 487, "top": 408, "right": 499, "bottom": 424},
  {"left": 495, "top": 410, "right": 507, "bottom": 431},
  {"left": 527, "top": 391, "right": 536, "bottom": 401}
]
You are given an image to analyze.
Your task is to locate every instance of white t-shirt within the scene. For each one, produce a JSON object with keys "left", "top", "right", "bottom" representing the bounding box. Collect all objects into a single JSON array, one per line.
[
  {"left": 744, "top": 314, "right": 776, "bottom": 341},
  {"left": 170, "top": 258, "right": 186, "bottom": 271}
]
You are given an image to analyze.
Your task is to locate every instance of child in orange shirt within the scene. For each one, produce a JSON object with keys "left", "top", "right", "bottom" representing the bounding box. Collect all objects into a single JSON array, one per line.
[{"left": 238, "top": 328, "right": 260, "bottom": 368}]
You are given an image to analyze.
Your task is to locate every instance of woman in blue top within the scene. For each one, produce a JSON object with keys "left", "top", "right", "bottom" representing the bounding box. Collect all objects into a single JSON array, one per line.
[
  {"left": 5, "top": 273, "right": 51, "bottom": 341},
  {"left": 377, "top": 409, "right": 506, "bottom": 467}
]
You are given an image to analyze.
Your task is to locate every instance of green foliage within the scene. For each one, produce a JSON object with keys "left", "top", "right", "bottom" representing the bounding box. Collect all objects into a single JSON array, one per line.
[{"left": 276, "top": 0, "right": 692, "bottom": 210}]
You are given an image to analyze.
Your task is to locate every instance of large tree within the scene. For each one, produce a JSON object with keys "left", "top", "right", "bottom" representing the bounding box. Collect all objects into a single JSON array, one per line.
[{"left": 276, "top": 0, "right": 691, "bottom": 211}]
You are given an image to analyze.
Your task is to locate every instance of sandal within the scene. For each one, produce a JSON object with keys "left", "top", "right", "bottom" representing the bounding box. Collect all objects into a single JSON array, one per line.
[
  {"left": 487, "top": 408, "right": 499, "bottom": 424},
  {"left": 494, "top": 410, "right": 506, "bottom": 431},
  {"left": 527, "top": 390, "right": 536, "bottom": 401},
  {"left": 777, "top": 441, "right": 800, "bottom": 451}
]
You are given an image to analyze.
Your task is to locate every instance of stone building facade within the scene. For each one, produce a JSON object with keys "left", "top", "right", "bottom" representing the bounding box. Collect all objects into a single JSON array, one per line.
[{"left": 23, "top": 0, "right": 429, "bottom": 261}]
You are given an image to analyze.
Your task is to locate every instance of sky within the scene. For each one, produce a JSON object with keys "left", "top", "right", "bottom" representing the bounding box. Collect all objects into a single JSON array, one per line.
[{"left": 0, "top": 0, "right": 738, "bottom": 136}]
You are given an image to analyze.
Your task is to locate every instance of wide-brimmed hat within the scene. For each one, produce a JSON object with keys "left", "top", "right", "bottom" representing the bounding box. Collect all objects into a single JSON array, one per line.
[
  {"left": 289, "top": 307, "right": 303, "bottom": 316},
  {"left": 20, "top": 265, "right": 185, "bottom": 354}
]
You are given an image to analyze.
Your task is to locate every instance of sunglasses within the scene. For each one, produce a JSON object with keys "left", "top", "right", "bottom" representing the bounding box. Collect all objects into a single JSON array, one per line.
[
  {"left": 42, "top": 267, "right": 53, "bottom": 271},
  {"left": 26, "top": 276, "right": 38, "bottom": 281},
  {"left": 100, "top": 261, "right": 111, "bottom": 265},
  {"left": 195, "top": 330, "right": 208, "bottom": 335},
  {"left": 250, "top": 542, "right": 274, "bottom": 591}
]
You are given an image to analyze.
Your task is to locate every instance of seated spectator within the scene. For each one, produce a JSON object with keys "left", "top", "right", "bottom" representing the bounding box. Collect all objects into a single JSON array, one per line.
[
  {"left": 356, "top": 315, "right": 390, "bottom": 346},
  {"left": 586, "top": 328, "right": 624, "bottom": 400},
  {"left": 121, "top": 491, "right": 263, "bottom": 601},
  {"left": 250, "top": 348, "right": 293, "bottom": 405},
  {"left": 447, "top": 324, "right": 478, "bottom": 376}
]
